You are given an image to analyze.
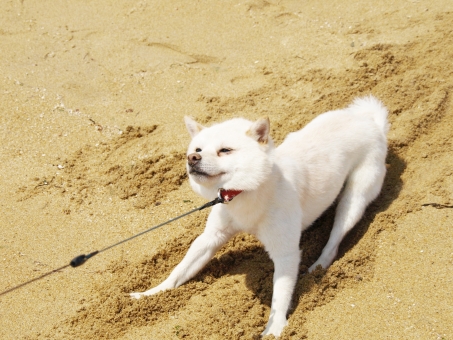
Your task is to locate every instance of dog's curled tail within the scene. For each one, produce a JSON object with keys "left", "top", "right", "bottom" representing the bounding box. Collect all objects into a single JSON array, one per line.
[{"left": 350, "top": 95, "right": 390, "bottom": 135}]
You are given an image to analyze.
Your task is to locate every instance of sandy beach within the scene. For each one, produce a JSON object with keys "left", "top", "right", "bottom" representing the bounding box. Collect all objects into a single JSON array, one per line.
[{"left": 1, "top": 0, "right": 452, "bottom": 339}]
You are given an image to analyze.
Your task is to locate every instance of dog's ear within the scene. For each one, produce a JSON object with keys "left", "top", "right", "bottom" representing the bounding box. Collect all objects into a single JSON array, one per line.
[
  {"left": 248, "top": 117, "right": 270, "bottom": 144},
  {"left": 184, "top": 116, "right": 205, "bottom": 138}
]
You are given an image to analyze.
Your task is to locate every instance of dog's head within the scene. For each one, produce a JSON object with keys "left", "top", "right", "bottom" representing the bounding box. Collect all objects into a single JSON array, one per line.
[{"left": 184, "top": 116, "right": 275, "bottom": 200}]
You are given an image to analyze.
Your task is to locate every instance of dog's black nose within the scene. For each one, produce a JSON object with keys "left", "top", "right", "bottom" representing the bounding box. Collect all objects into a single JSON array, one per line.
[{"left": 188, "top": 153, "right": 202, "bottom": 166}]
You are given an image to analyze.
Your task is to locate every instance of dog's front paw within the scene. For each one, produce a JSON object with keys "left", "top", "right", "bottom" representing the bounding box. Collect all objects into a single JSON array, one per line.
[
  {"left": 130, "top": 288, "right": 159, "bottom": 299},
  {"left": 130, "top": 284, "right": 170, "bottom": 299},
  {"left": 129, "top": 288, "right": 158, "bottom": 299},
  {"left": 130, "top": 292, "right": 145, "bottom": 299},
  {"left": 261, "top": 315, "right": 288, "bottom": 338}
]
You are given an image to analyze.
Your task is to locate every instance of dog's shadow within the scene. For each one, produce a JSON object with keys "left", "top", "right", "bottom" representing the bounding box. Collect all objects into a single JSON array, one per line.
[{"left": 194, "top": 146, "right": 405, "bottom": 316}]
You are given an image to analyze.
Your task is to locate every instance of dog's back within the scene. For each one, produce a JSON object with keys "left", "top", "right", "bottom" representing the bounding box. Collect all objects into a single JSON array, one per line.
[{"left": 276, "top": 95, "right": 388, "bottom": 230}]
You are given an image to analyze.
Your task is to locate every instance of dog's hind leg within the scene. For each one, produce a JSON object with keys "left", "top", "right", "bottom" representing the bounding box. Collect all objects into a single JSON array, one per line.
[{"left": 309, "top": 159, "right": 386, "bottom": 272}]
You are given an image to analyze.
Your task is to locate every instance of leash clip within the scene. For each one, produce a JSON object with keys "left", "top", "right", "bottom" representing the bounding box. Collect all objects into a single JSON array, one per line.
[
  {"left": 218, "top": 188, "right": 228, "bottom": 204},
  {"left": 218, "top": 188, "right": 242, "bottom": 204}
]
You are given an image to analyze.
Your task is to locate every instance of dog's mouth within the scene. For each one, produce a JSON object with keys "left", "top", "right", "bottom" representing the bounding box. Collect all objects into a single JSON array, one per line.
[{"left": 189, "top": 168, "right": 225, "bottom": 179}]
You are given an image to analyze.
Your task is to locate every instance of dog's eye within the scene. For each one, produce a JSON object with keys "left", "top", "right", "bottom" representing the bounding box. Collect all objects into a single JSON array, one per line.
[
  {"left": 218, "top": 148, "right": 232, "bottom": 155},
  {"left": 195, "top": 148, "right": 202, "bottom": 152}
]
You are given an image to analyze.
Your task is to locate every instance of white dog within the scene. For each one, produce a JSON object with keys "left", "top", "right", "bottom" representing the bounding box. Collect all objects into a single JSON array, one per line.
[{"left": 131, "top": 96, "right": 389, "bottom": 337}]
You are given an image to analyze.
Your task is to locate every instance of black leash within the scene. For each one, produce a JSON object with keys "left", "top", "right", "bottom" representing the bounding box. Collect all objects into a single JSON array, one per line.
[
  {"left": 421, "top": 203, "right": 453, "bottom": 209},
  {"left": 0, "top": 188, "right": 240, "bottom": 297}
]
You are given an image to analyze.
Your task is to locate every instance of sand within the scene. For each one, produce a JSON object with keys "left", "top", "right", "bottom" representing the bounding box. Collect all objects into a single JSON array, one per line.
[{"left": 1, "top": 0, "right": 452, "bottom": 339}]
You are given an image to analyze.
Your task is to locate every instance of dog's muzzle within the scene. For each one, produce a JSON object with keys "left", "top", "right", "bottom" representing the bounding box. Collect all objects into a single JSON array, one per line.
[
  {"left": 187, "top": 152, "right": 209, "bottom": 177},
  {"left": 188, "top": 152, "right": 201, "bottom": 167}
]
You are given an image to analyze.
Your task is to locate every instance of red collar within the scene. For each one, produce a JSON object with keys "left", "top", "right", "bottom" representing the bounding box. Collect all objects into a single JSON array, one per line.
[{"left": 218, "top": 188, "right": 243, "bottom": 203}]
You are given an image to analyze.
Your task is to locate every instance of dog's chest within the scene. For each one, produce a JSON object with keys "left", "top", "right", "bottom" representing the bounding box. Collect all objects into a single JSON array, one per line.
[{"left": 225, "top": 203, "right": 268, "bottom": 234}]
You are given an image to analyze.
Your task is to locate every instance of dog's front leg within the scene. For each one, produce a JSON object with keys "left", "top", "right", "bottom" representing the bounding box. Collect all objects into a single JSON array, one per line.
[
  {"left": 130, "top": 226, "right": 234, "bottom": 299},
  {"left": 261, "top": 250, "right": 300, "bottom": 337},
  {"left": 258, "top": 210, "right": 302, "bottom": 338}
]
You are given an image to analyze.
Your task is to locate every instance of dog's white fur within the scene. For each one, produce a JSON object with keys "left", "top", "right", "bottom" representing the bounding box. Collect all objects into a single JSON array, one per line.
[{"left": 131, "top": 95, "right": 389, "bottom": 337}]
